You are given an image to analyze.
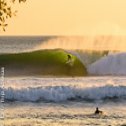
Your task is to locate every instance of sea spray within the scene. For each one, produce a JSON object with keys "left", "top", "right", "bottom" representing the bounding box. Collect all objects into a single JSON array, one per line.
[{"left": 35, "top": 36, "right": 126, "bottom": 51}]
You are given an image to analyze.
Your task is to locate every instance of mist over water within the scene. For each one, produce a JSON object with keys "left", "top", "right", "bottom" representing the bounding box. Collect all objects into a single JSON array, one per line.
[
  {"left": 0, "top": 36, "right": 126, "bottom": 53},
  {"left": 35, "top": 36, "right": 126, "bottom": 51}
]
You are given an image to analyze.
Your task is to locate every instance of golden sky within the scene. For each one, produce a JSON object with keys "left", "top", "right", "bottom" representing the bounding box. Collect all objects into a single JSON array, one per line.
[{"left": 1, "top": 0, "right": 126, "bottom": 35}]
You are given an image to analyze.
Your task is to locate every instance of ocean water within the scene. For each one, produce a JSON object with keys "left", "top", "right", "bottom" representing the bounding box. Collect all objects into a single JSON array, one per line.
[
  {"left": 0, "top": 36, "right": 126, "bottom": 126},
  {"left": 0, "top": 36, "right": 53, "bottom": 53},
  {"left": 2, "top": 77, "right": 126, "bottom": 126}
]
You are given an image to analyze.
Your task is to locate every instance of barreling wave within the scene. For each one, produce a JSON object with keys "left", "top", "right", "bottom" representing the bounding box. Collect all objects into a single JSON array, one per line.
[
  {"left": 67, "top": 50, "right": 109, "bottom": 67},
  {"left": 0, "top": 49, "right": 87, "bottom": 76},
  {"left": 3, "top": 85, "right": 126, "bottom": 102}
]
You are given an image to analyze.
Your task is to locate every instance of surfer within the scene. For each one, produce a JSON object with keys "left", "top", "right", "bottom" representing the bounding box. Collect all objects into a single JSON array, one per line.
[
  {"left": 67, "top": 54, "right": 71, "bottom": 62},
  {"left": 94, "top": 107, "right": 103, "bottom": 115},
  {"left": 66, "top": 54, "right": 74, "bottom": 66},
  {"left": 66, "top": 54, "right": 72, "bottom": 64}
]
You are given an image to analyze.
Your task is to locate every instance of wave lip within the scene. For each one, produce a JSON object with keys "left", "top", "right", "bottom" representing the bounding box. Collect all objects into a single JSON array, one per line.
[
  {"left": 88, "top": 53, "right": 126, "bottom": 75},
  {"left": 3, "top": 85, "right": 126, "bottom": 102}
]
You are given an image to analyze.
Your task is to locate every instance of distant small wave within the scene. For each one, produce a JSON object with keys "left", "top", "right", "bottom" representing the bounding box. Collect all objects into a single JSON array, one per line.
[{"left": 2, "top": 85, "right": 126, "bottom": 102}]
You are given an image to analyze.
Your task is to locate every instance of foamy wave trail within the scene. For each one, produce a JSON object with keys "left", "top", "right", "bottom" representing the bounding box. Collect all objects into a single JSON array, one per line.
[
  {"left": 88, "top": 52, "right": 126, "bottom": 75},
  {"left": 2, "top": 85, "right": 126, "bottom": 102}
]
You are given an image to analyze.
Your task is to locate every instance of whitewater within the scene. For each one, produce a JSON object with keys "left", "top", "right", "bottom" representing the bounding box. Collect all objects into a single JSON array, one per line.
[
  {"left": 88, "top": 52, "right": 126, "bottom": 75},
  {"left": 3, "top": 77, "right": 126, "bottom": 126},
  {"left": 4, "top": 77, "right": 126, "bottom": 102}
]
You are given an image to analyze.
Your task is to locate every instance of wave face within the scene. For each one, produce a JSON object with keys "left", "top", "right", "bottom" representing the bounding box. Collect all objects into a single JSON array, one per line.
[
  {"left": 88, "top": 53, "right": 126, "bottom": 75},
  {"left": 0, "top": 49, "right": 87, "bottom": 76},
  {"left": 3, "top": 77, "right": 126, "bottom": 102}
]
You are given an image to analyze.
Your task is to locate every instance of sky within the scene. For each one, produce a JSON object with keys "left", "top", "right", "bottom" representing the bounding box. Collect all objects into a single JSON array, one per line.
[{"left": 1, "top": 0, "right": 126, "bottom": 35}]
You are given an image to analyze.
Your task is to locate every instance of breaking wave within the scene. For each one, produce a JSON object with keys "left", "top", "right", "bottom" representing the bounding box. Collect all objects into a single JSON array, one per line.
[
  {"left": 3, "top": 85, "right": 126, "bottom": 102},
  {"left": 88, "top": 52, "right": 126, "bottom": 75}
]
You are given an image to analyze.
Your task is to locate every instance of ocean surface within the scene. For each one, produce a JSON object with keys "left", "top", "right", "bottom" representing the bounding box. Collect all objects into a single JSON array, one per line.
[
  {"left": 0, "top": 36, "right": 126, "bottom": 126},
  {"left": 2, "top": 77, "right": 126, "bottom": 126},
  {"left": 0, "top": 36, "right": 52, "bottom": 53}
]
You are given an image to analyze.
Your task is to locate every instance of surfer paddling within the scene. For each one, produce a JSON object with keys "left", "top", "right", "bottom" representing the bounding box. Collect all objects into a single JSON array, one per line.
[{"left": 94, "top": 107, "right": 103, "bottom": 115}]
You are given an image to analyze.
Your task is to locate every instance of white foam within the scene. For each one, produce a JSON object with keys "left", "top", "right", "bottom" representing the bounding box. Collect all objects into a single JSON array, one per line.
[
  {"left": 88, "top": 53, "right": 126, "bottom": 75},
  {"left": 2, "top": 85, "right": 126, "bottom": 102}
]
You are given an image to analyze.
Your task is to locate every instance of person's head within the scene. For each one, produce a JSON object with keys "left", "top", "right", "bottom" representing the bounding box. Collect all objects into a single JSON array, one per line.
[
  {"left": 68, "top": 55, "right": 71, "bottom": 58},
  {"left": 96, "top": 107, "right": 98, "bottom": 110}
]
